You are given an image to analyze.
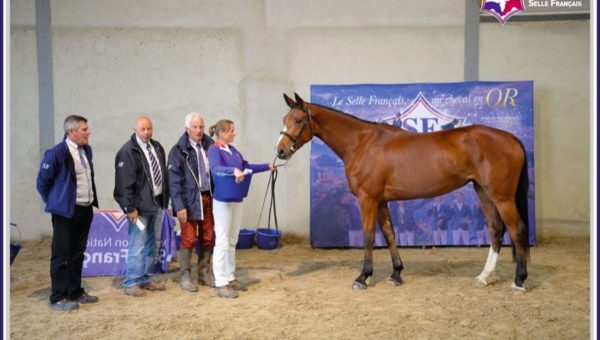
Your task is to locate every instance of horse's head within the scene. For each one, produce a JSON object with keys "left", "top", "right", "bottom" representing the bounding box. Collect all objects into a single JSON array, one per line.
[{"left": 276, "top": 93, "right": 314, "bottom": 160}]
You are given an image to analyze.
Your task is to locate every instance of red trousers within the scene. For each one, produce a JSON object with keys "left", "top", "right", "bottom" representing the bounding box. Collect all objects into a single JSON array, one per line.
[{"left": 180, "top": 194, "right": 215, "bottom": 249}]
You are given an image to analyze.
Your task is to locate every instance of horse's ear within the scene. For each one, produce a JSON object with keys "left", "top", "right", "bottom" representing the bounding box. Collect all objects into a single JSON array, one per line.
[
  {"left": 283, "top": 93, "right": 296, "bottom": 108},
  {"left": 294, "top": 93, "right": 306, "bottom": 108}
]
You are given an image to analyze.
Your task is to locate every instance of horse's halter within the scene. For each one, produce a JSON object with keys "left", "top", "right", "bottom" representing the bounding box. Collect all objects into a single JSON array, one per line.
[{"left": 279, "top": 106, "right": 313, "bottom": 154}]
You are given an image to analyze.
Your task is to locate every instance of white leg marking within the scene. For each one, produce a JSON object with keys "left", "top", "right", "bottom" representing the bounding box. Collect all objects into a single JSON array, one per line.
[
  {"left": 476, "top": 246, "right": 499, "bottom": 286},
  {"left": 510, "top": 282, "right": 526, "bottom": 293}
]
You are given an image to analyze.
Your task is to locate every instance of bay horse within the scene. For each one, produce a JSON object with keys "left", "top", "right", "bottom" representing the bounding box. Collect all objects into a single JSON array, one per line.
[{"left": 276, "top": 93, "right": 530, "bottom": 292}]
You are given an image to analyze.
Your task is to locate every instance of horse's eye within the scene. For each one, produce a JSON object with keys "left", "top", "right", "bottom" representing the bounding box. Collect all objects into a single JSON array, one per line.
[{"left": 295, "top": 119, "right": 303, "bottom": 124}]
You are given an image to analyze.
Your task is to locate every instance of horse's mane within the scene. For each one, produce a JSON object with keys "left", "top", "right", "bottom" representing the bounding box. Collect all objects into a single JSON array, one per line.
[{"left": 311, "top": 103, "right": 407, "bottom": 131}]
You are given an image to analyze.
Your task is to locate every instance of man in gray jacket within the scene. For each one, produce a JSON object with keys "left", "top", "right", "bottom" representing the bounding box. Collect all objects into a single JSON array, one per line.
[{"left": 114, "top": 116, "right": 169, "bottom": 297}]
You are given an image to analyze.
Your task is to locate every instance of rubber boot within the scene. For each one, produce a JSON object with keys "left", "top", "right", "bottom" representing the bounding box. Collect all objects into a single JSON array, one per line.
[
  {"left": 197, "top": 248, "right": 215, "bottom": 287},
  {"left": 179, "top": 249, "right": 198, "bottom": 292}
]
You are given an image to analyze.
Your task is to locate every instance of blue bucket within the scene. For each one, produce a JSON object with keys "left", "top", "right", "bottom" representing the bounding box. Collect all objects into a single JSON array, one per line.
[
  {"left": 213, "top": 172, "right": 252, "bottom": 201},
  {"left": 10, "top": 223, "right": 22, "bottom": 265},
  {"left": 10, "top": 243, "right": 22, "bottom": 265},
  {"left": 256, "top": 228, "right": 281, "bottom": 250},
  {"left": 236, "top": 229, "right": 255, "bottom": 249}
]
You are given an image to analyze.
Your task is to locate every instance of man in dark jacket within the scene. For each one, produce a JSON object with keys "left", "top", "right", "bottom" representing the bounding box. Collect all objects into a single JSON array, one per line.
[
  {"left": 168, "top": 112, "right": 215, "bottom": 292},
  {"left": 114, "top": 116, "right": 169, "bottom": 297},
  {"left": 428, "top": 196, "right": 452, "bottom": 245},
  {"left": 450, "top": 192, "right": 473, "bottom": 245},
  {"left": 36, "top": 115, "right": 99, "bottom": 311}
]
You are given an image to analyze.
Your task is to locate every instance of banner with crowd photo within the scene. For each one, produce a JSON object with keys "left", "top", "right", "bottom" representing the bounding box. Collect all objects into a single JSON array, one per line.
[
  {"left": 82, "top": 210, "right": 178, "bottom": 276},
  {"left": 310, "top": 82, "right": 535, "bottom": 248}
]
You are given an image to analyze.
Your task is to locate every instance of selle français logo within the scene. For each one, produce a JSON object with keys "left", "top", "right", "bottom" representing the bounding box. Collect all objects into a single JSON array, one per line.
[
  {"left": 480, "top": 0, "right": 526, "bottom": 24},
  {"left": 382, "top": 93, "right": 466, "bottom": 133}
]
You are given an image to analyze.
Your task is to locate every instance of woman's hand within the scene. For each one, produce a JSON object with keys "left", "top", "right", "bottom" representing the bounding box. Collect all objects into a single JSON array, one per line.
[
  {"left": 234, "top": 168, "right": 245, "bottom": 183},
  {"left": 269, "top": 163, "right": 276, "bottom": 172}
]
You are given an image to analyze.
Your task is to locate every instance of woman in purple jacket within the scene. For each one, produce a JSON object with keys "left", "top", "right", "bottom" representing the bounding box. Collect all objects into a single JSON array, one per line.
[{"left": 207, "top": 119, "right": 274, "bottom": 298}]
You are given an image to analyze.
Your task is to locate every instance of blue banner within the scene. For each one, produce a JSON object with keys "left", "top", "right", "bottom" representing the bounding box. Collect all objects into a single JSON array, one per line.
[
  {"left": 310, "top": 82, "right": 535, "bottom": 248},
  {"left": 82, "top": 210, "right": 177, "bottom": 276}
]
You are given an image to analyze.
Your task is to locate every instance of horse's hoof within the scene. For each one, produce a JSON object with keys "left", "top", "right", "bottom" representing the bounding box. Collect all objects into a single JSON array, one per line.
[
  {"left": 476, "top": 273, "right": 498, "bottom": 287},
  {"left": 388, "top": 277, "right": 403, "bottom": 286},
  {"left": 510, "top": 282, "right": 526, "bottom": 294},
  {"left": 475, "top": 276, "right": 488, "bottom": 287},
  {"left": 352, "top": 281, "right": 367, "bottom": 290}
]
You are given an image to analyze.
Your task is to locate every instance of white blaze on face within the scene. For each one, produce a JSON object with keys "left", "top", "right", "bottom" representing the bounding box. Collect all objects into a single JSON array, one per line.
[{"left": 276, "top": 125, "right": 287, "bottom": 146}]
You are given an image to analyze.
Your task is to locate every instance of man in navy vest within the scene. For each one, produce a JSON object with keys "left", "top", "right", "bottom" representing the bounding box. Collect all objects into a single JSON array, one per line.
[{"left": 36, "top": 115, "right": 100, "bottom": 312}]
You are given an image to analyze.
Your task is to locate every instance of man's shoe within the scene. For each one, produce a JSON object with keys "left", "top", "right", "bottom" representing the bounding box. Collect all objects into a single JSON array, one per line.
[
  {"left": 214, "top": 285, "right": 238, "bottom": 298},
  {"left": 141, "top": 281, "right": 166, "bottom": 291},
  {"left": 124, "top": 285, "right": 145, "bottom": 297},
  {"left": 198, "top": 270, "right": 216, "bottom": 287},
  {"left": 72, "top": 292, "right": 99, "bottom": 304},
  {"left": 197, "top": 249, "right": 216, "bottom": 287},
  {"left": 49, "top": 298, "right": 79, "bottom": 312},
  {"left": 229, "top": 279, "right": 244, "bottom": 291},
  {"left": 180, "top": 270, "right": 198, "bottom": 292}
]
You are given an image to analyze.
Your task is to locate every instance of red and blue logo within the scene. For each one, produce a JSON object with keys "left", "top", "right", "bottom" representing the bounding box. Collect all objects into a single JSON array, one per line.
[{"left": 481, "top": 0, "right": 526, "bottom": 25}]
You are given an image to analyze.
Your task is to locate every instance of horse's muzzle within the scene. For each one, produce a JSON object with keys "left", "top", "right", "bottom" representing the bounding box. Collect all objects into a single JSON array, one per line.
[{"left": 276, "top": 147, "right": 291, "bottom": 160}]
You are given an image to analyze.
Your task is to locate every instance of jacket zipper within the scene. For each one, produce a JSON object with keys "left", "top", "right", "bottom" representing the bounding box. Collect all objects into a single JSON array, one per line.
[{"left": 182, "top": 149, "right": 211, "bottom": 220}]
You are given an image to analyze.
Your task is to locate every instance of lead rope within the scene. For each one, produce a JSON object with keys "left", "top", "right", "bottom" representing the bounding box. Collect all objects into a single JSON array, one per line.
[{"left": 256, "top": 157, "right": 286, "bottom": 251}]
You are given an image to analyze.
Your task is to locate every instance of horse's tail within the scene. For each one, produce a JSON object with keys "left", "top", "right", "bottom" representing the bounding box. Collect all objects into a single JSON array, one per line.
[{"left": 512, "top": 140, "right": 530, "bottom": 262}]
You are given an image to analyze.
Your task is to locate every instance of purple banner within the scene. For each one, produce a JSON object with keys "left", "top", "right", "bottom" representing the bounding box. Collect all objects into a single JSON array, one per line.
[
  {"left": 82, "top": 210, "right": 177, "bottom": 277},
  {"left": 310, "top": 82, "right": 535, "bottom": 248}
]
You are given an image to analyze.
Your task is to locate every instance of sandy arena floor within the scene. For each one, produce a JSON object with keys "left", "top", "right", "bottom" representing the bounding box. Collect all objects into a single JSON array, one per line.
[{"left": 9, "top": 235, "right": 590, "bottom": 339}]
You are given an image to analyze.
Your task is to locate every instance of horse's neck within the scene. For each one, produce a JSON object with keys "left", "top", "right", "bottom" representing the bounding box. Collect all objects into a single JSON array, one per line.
[{"left": 311, "top": 106, "right": 372, "bottom": 161}]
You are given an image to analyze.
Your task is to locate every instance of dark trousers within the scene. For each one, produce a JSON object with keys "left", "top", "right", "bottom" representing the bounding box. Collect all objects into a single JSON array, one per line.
[{"left": 50, "top": 205, "right": 93, "bottom": 303}]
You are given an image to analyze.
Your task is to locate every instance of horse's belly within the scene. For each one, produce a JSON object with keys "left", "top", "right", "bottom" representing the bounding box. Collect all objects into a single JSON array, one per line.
[{"left": 383, "top": 175, "right": 468, "bottom": 200}]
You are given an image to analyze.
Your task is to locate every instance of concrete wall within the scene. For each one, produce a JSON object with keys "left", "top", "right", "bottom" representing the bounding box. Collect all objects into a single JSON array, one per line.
[
  {"left": 479, "top": 20, "right": 590, "bottom": 238},
  {"left": 9, "top": 0, "right": 590, "bottom": 240}
]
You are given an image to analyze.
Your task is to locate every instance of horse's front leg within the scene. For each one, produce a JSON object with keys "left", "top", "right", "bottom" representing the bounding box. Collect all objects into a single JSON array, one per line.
[
  {"left": 377, "top": 202, "right": 404, "bottom": 286},
  {"left": 352, "top": 197, "right": 378, "bottom": 290}
]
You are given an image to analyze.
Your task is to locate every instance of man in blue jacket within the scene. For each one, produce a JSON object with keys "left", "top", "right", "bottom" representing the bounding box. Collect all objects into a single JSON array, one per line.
[
  {"left": 114, "top": 116, "right": 169, "bottom": 297},
  {"left": 449, "top": 192, "right": 473, "bottom": 245},
  {"left": 168, "top": 112, "right": 215, "bottom": 292},
  {"left": 36, "top": 115, "right": 99, "bottom": 312},
  {"left": 428, "top": 196, "right": 451, "bottom": 245}
]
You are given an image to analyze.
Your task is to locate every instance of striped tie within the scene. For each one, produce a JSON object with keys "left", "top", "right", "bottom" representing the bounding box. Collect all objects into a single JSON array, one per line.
[
  {"left": 77, "top": 147, "right": 87, "bottom": 169},
  {"left": 196, "top": 143, "right": 209, "bottom": 189},
  {"left": 146, "top": 143, "right": 162, "bottom": 187}
]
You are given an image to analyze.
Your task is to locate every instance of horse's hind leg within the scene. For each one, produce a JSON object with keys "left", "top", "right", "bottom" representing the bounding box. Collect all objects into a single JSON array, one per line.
[
  {"left": 353, "top": 196, "right": 378, "bottom": 290},
  {"left": 377, "top": 202, "right": 404, "bottom": 286},
  {"left": 495, "top": 199, "right": 529, "bottom": 292},
  {"left": 474, "top": 184, "right": 504, "bottom": 287}
]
